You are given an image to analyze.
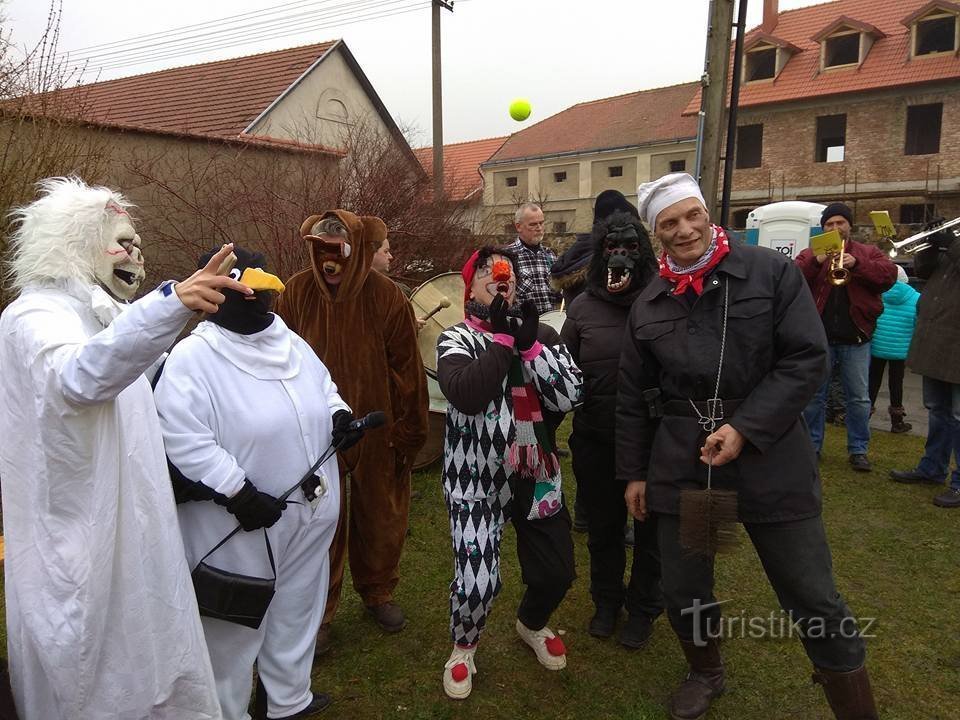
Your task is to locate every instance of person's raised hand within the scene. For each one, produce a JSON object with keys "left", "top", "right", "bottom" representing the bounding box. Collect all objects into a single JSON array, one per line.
[
  {"left": 175, "top": 244, "right": 253, "bottom": 313},
  {"left": 489, "top": 294, "right": 511, "bottom": 335},
  {"left": 625, "top": 480, "right": 647, "bottom": 521},
  {"left": 699, "top": 423, "right": 745, "bottom": 466},
  {"left": 513, "top": 300, "right": 539, "bottom": 352}
]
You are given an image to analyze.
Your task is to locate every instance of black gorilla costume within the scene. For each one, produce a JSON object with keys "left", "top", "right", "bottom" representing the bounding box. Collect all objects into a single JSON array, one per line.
[{"left": 560, "top": 210, "right": 663, "bottom": 645}]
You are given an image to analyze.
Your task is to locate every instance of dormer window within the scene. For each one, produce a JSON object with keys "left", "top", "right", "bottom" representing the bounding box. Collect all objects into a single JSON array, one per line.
[
  {"left": 903, "top": 3, "right": 960, "bottom": 58},
  {"left": 824, "top": 32, "right": 860, "bottom": 67},
  {"left": 812, "top": 18, "right": 885, "bottom": 71},
  {"left": 746, "top": 45, "right": 777, "bottom": 81},
  {"left": 916, "top": 12, "right": 957, "bottom": 54},
  {"left": 742, "top": 35, "right": 799, "bottom": 83}
]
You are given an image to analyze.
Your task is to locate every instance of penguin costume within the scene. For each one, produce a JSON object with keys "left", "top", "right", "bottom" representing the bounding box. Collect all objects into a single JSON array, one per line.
[{"left": 155, "top": 246, "right": 356, "bottom": 720}]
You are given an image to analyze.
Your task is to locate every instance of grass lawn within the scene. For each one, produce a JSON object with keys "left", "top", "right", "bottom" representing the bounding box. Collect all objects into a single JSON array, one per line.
[
  {"left": 311, "top": 423, "right": 959, "bottom": 719},
  {"left": 0, "top": 425, "right": 954, "bottom": 718}
]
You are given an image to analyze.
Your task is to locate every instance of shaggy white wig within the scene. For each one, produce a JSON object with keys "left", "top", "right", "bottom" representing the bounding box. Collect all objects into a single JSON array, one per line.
[{"left": 5, "top": 176, "right": 135, "bottom": 293}]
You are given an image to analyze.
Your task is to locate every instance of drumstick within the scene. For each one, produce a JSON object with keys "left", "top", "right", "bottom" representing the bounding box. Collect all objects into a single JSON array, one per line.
[{"left": 419, "top": 297, "right": 451, "bottom": 323}]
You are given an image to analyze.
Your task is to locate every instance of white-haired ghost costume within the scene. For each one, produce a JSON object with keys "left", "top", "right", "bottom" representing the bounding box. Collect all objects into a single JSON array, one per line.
[
  {"left": 155, "top": 247, "right": 347, "bottom": 720},
  {"left": 0, "top": 178, "right": 221, "bottom": 719}
]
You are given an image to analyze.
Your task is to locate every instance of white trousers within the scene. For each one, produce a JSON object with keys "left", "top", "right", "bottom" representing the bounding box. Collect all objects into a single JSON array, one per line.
[{"left": 180, "top": 487, "right": 339, "bottom": 720}]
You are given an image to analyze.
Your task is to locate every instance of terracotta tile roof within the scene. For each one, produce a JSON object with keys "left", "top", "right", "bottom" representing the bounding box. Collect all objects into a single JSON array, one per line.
[
  {"left": 485, "top": 82, "right": 700, "bottom": 165},
  {"left": 684, "top": 0, "right": 960, "bottom": 114},
  {"left": 34, "top": 41, "right": 337, "bottom": 143},
  {"left": 414, "top": 136, "right": 508, "bottom": 201}
]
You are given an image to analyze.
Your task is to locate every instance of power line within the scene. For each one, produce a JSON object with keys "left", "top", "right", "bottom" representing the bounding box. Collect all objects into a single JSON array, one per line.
[
  {"left": 63, "top": 0, "right": 404, "bottom": 63},
  {"left": 63, "top": 0, "right": 356, "bottom": 54},
  {"left": 67, "top": 1, "right": 438, "bottom": 75}
]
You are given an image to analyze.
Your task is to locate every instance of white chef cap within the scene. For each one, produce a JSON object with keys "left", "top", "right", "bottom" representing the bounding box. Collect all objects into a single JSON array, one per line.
[{"left": 637, "top": 172, "right": 707, "bottom": 229}]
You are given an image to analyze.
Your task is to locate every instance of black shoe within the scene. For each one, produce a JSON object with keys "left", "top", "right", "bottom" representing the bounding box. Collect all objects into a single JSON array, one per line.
[
  {"left": 273, "top": 692, "right": 332, "bottom": 718},
  {"left": 933, "top": 488, "right": 960, "bottom": 508},
  {"left": 890, "top": 468, "right": 945, "bottom": 485},
  {"left": 618, "top": 613, "right": 654, "bottom": 650},
  {"left": 573, "top": 517, "right": 588, "bottom": 533},
  {"left": 849, "top": 454, "right": 871, "bottom": 472},
  {"left": 588, "top": 605, "right": 619, "bottom": 638}
]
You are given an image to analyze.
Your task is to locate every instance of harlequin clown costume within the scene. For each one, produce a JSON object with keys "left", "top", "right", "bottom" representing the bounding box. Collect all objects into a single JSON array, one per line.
[{"left": 436, "top": 246, "right": 583, "bottom": 699}]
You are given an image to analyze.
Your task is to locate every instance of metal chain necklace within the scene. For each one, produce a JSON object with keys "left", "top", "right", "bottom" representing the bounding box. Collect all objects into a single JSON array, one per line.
[{"left": 689, "top": 278, "right": 729, "bottom": 488}]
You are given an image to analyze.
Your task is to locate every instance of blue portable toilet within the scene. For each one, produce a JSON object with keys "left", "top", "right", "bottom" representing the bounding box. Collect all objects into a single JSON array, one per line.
[{"left": 744, "top": 201, "right": 827, "bottom": 260}]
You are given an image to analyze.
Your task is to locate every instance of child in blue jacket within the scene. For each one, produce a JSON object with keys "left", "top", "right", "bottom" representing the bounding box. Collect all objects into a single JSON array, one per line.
[{"left": 869, "top": 265, "right": 920, "bottom": 432}]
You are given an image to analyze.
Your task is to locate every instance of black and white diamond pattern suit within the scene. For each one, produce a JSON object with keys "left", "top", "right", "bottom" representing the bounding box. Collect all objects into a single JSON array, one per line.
[{"left": 437, "top": 321, "right": 582, "bottom": 645}]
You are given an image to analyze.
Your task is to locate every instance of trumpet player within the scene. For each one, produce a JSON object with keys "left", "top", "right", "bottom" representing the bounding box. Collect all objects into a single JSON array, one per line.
[{"left": 796, "top": 203, "right": 898, "bottom": 472}]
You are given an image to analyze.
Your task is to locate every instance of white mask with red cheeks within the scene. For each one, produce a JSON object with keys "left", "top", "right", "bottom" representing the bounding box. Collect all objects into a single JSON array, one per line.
[
  {"left": 470, "top": 254, "right": 517, "bottom": 307},
  {"left": 93, "top": 201, "right": 146, "bottom": 301}
]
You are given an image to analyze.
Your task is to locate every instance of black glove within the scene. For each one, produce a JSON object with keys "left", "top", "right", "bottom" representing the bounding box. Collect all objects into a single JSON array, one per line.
[
  {"left": 168, "top": 459, "right": 217, "bottom": 504},
  {"left": 488, "top": 294, "right": 511, "bottom": 335},
  {"left": 512, "top": 300, "right": 540, "bottom": 352},
  {"left": 224, "top": 479, "right": 286, "bottom": 531},
  {"left": 332, "top": 409, "right": 364, "bottom": 451}
]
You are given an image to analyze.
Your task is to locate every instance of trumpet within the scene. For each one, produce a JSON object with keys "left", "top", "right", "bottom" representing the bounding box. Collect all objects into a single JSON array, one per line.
[
  {"left": 827, "top": 246, "right": 849, "bottom": 286},
  {"left": 889, "top": 216, "right": 960, "bottom": 256}
]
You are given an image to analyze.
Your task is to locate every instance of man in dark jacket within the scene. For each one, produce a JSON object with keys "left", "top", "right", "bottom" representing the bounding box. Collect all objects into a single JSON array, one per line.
[
  {"left": 561, "top": 208, "right": 662, "bottom": 648},
  {"left": 619, "top": 173, "right": 877, "bottom": 720},
  {"left": 795, "top": 203, "right": 897, "bottom": 472},
  {"left": 890, "top": 220, "right": 960, "bottom": 508}
]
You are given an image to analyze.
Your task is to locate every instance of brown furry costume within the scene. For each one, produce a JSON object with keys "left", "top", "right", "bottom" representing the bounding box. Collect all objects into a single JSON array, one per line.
[{"left": 276, "top": 209, "right": 428, "bottom": 622}]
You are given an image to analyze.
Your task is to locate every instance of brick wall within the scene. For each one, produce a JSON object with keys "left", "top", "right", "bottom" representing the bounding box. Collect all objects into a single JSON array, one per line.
[{"left": 725, "top": 82, "right": 960, "bottom": 224}]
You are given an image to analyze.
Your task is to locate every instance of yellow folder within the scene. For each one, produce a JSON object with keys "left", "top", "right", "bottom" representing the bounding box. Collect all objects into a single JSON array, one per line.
[
  {"left": 869, "top": 211, "right": 897, "bottom": 239},
  {"left": 810, "top": 229, "right": 843, "bottom": 256}
]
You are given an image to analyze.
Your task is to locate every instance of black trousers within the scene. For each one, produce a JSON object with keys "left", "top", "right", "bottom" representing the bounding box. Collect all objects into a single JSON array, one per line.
[
  {"left": 570, "top": 433, "right": 663, "bottom": 618},
  {"left": 658, "top": 513, "right": 866, "bottom": 672},
  {"left": 869, "top": 357, "right": 905, "bottom": 408}
]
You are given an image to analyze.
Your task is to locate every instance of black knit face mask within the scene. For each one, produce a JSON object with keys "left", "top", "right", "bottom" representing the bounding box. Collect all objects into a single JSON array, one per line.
[{"left": 465, "top": 299, "right": 522, "bottom": 321}]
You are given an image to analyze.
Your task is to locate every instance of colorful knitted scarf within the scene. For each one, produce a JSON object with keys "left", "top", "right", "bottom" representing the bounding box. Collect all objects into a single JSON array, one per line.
[
  {"left": 465, "top": 313, "right": 562, "bottom": 520},
  {"left": 658, "top": 224, "right": 731, "bottom": 295}
]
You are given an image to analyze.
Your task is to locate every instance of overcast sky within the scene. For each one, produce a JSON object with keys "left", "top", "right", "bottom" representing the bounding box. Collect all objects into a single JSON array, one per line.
[{"left": 4, "top": 0, "right": 823, "bottom": 146}]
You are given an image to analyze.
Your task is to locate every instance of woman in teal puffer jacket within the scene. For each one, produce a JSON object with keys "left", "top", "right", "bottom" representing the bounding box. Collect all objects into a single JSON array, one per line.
[{"left": 869, "top": 265, "right": 920, "bottom": 432}]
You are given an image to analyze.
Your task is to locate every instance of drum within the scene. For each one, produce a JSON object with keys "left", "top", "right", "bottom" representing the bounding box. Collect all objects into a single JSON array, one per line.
[
  {"left": 410, "top": 273, "right": 465, "bottom": 470},
  {"left": 539, "top": 309, "right": 567, "bottom": 336},
  {"left": 412, "top": 376, "right": 448, "bottom": 471},
  {"left": 409, "top": 272, "right": 465, "bottom": 379}
]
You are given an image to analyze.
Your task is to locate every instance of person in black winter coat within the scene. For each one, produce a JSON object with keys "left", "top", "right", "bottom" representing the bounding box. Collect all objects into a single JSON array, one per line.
[
  {"left": 552, "top": 190, "right": 643, "bottom": 531},
  {"left": 560, "top": 209, "right": 662, "bottom": 648}
]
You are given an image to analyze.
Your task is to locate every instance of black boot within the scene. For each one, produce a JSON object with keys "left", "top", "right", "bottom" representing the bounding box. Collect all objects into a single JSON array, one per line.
[
  {"left": 888, "top": 406, "right": 912, "bottom": 434},
  {"left": 618, "top": 613, "right": 654, "bottom": 650},
  {"left": 668, "top": 638, "right": 725, "bottom": 720},
  {"left": 812, "top": 665, "right": 878, "bottom": 719},
  {"left": 588, "top": 605, "right": 619, "bottom": 638}
]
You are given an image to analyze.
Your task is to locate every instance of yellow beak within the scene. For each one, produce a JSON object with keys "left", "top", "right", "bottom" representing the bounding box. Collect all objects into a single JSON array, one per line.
[{"left": 239, "top": 267, "right": 285, "bottom": 293}]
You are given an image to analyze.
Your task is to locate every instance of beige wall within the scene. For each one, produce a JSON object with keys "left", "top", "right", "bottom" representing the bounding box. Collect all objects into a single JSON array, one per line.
[
  {"left": 538, "top": 162, "right": 580, "bottom": 201},
  {"left": 248, "top": 46, "right": 393, "bottom": 148},
  {"left": 481, "top": 140, "right": 696, "bottom": 233},
  {"left": 590, "top": 156, "right": 637, "bottom": 197},
  {"left": 492, "top": 167, "right": 529, "bottom": 205}
]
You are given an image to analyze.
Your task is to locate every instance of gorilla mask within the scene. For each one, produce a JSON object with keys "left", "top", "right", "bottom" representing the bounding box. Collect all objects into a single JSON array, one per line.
[{"left": 587, "top": 211, "right": 657, "bottom": 301}]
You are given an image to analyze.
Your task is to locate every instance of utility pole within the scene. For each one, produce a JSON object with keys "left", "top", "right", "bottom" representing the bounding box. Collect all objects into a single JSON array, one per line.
[
  {"left": 696, "top": 0, "right": 736, "bottom": 218},
  {"left": 719, "top": 0, "right": 748, "bottom": 228},
  {"left": 432, "top": 0, "right": 454, "bottom": 200}
]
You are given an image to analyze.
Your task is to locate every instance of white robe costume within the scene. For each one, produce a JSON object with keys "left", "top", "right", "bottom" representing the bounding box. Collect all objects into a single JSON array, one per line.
[
  {"left": 155, "top": 316, "right": 345, "bottom": 720},
  {"left": 0, "top": 280, "right": 221, "bottom": 720}
]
